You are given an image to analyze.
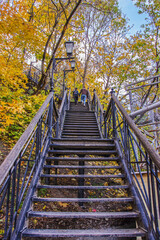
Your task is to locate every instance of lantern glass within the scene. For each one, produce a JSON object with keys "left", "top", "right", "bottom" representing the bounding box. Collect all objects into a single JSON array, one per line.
[
  {"left": 65, "top": 40, "right": 74, "bottom": 57},
  {"left": 70, "top": 60, "right": 75, "bottom": 70}
]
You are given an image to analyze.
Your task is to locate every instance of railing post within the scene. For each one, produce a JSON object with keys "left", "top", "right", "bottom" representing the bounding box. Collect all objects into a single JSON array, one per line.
[
  {"left": 36, "top": 117, "right": 42, "bottom": 165},
  {"left": 48, "top": 97, "right": 53, "bottom": 139},
  {"left": 111, "top": 89, "right": 117, "bottom": 138},
  {"left": 104, "top": 117, "right": 107, "bottom": 138},
  {"left": 68, "top": 89, "right": 71, "bottom": 110},
  {"left": 10, "top": 164, "right": 16, "bottom": 238},
  {"left": 93, "top": 90, "right": 96, "bottom": 111},
  {"left": 123, "top": 119, "right": 129, "bottom": 162},
  {"left": 100, "top": 111, "right": 102, "bottom": 132},
  {"left": 56, "top": 117, "right": 60, "bottom": 138}
]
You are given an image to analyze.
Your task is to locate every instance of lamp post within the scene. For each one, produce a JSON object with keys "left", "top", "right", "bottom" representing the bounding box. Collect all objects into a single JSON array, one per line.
[
  {"left": 63, "top": 59, "right": 76, "bottom": 96},
  {"left": 50, "top": 40, "right": 75, "bottom": 93}
]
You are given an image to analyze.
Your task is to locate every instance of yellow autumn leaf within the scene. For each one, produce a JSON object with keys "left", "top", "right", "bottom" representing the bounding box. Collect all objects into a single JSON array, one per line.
[{"left": 58, "top": 202, "right": 69, "bottom": 208}]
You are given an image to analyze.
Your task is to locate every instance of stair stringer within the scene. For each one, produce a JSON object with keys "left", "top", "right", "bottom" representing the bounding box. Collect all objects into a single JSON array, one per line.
[{"left": 114, "top": 138, "right": 155, "bottom": 240}]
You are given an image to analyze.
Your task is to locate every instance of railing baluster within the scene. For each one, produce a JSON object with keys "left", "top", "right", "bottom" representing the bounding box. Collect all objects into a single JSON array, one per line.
[
  {"left": 150, "top": 159, "right": 159, "bottom": 235},
  {"left": 146, "top": 153, "right": 154, "bottom": 231},
  {"left": 155, "top": 166, "right": 160, "bottom": 217},
  {"left": 10, "top": 163, "right": 17, "bottom": 235},
  {"left": 5, "top": 176, "right": 11, "bottom": 238},
  {"left": 15, "top": 157, "right": 21, "bottom": 228},
  {"left": 111, "top": 92, "right": 117, "bottom": 138}
]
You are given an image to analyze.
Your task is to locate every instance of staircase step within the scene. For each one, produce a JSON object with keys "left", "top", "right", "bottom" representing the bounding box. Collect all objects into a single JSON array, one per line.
[
  {"left": 62, "top": 130, "right": 99, "bottom": 133},
  {"left": 66, "top": 115, "right": 94, "bottom": 117},
  {"left": 50, "top": 144, "right": 115, "bottom": 149},
  {"left": 51, "top": 138, "right": 114, "bottom": 143},
  {"left": 32, "top": 197, "right": 134, "bottom": 203},
  {"left": 64, "top": 122, "right": 97, "bottom": 128},
  {"left": 43, "top": 164, "right": 121, "bottom": 169},
  {"left": 65, "top": 117, "right": 96, "bottom": 120},
  {"left": 28, "top": 211, "right": 139, "bottom": 219},
  {"left": 64, "top": 122, "right": 97, "bottom": 125},
  {"left": 41, "top": 173, "right": 125, "bottom": 178},
  {"left": 37, "top": 184, "right": 129, "bottom": 190},
  {"left": 65, "top": 119, "right": 97, "bottom": 121},
  {"left": 22, "top": 228, "right": 146, "bottom": 238},
  {"left": 48, "top": 150, "right": 117, "bottom": 155},
  {"left": 65, "top": 117, "right": 96, "bottom": 119},
  {"left": 61, "top": 135, "right": 101, "bottom": 138},
  {"left": 64, "top": 121, "right": 97, "bottom": 123},
  {"left": 46, "top": 157, "right": 120, "bottom": 161},
  {"left": 61, "top": 133, "right": 100, "bottom": 136},
  {"left": 61, "top": 136, "right": 101, "bottom": 139},
  {"left": 66, "top": 110, "right": 94, "bottom": 113},
  {"left": 65, "top": 115, "right": 95, "bottom": 117},
  {"left": 63, "top": 126, "right": 98, "bottom": 129}
]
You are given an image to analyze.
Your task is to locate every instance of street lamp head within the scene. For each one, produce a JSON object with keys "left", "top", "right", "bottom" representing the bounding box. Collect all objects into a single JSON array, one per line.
[
  {"left": 70, "top": 60, "right": 76, "bottom": 70},
  {"left": 65, "top": 40, "right": 74, "bottom": 57}
]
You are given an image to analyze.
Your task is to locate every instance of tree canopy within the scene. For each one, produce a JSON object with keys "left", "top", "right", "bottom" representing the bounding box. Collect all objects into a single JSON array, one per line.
[{"left": 0, "top": 0, "right": 159, "bottom": 144}]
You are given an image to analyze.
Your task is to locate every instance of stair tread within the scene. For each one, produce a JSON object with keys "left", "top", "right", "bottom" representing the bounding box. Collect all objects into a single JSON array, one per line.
[
  {"left": 62, "top": 133, "right": 100, "bottom": 135},
  {"left": 51, "top": 138, "right": 114, "bottom": 142},
  {"left": 65, "top": 117, "right": 96, "bottom": 119},
  {"left": 22, "top": 228, "right": 146, "bottom": 237},
  {"left": 48, "top": 150, "right": 117, "bottom": 154},
  {"left": 64, "top": 124, "right": 97, "bottom": 125},
  {"left": 32, "top": 197, "right": 134, "bottom": 202},
  {"left": 64, "top": 122, "right": 97, "bottom": 123},
  {"left": 49, "top": 146, "right": 115, "bottom": 150},
  {"left": 66, "top": 110, "right": 94, "bottom": 113},
  {"left": 63, "top": 126, "right": 98, "bottom": 128},
  {"left": 50, "top": 143, "right": 114, "bottom": 147},
  {"left": 65, "top": 118, "right": 95, "bottom": 119},
  {"left": 41, "top": 173, "right": 125, "bottom": 178},
  {"left": 43, "top": 165, "right": 120, "bottom": 169},
  {"left": 28, "top": 211, "right": 139, "bottom": 218},
  {"left": 61, "top": 136, "right": 101, "bottom": 138},
  {"left": 37, "top": 184, "right": 129, "bottom": 189},
  {"left": 62, "top": 130, "right": 99, "bottom": 133},
  {"left": 46, "top": 157, "right": 120, "bottom": 161}
]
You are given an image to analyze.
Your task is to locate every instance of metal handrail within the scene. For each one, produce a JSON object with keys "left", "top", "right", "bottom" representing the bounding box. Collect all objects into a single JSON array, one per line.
[
  {"left": 125, "top": 74, "right": 160, "bottom": 89},
  {"left": 111, "top": 93, "right": 160, "bottom": 169},
  {"left": 0, "top": 92, "right": 54, "bottom": 186},
  {"left": 104, "top": 90, "right": 160, "bottom": 239}
]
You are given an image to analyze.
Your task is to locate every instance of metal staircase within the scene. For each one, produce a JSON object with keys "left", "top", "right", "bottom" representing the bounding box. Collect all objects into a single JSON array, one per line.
[
  {"left": 0, "top": 90, "right": 160, "bottom": 240},
  {"left": 21, "top": 101, "right": 146, "bottom": 239}
]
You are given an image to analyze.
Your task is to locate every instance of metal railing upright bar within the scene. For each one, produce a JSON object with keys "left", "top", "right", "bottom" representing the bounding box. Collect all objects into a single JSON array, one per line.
[
  {"left": 68, "top": 88, "right": 71, "bottom": 110},
  {"left": 87, "top": 89, "right": 92, "bottom": 111},
  {"left": 0, "top": 92, "right": 58, "bottom": 239},
  {"left": 56, "top": 89, "right": 69, "bottom": 138},
  {"left": 103, "top": 89, "right": 160, "bottom": 239},
  {"left": 27, "top": 63, "right": 42, "bottom": 84},
  {"left": 92, "top": 91, "right": 104, "bottom": 138}
]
